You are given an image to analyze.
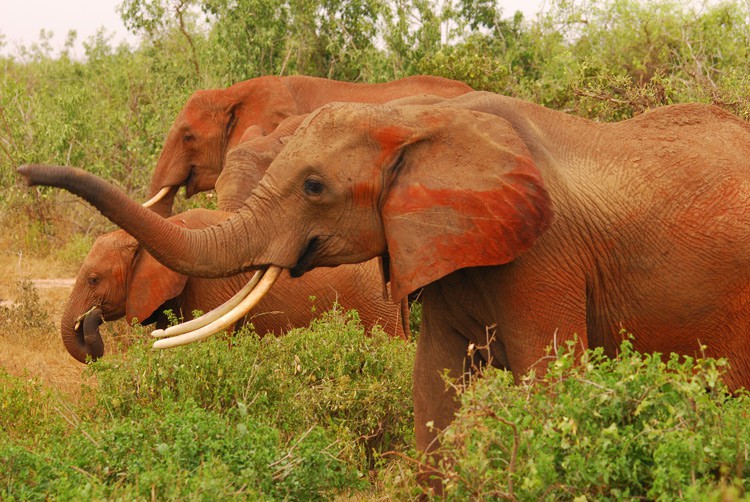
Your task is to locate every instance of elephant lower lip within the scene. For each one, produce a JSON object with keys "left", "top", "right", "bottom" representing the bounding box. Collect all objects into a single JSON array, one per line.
[
  {"left": 185, "top": 178, "right": 196, "bottom": 198},
  {"left": 290, "top": 237, "right": 319, "bottom": 278}
]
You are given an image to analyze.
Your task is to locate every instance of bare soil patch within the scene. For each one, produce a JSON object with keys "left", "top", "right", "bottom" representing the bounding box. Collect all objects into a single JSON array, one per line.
[{"left": 0, "top": 247, "right": 86, "bottom": 398}]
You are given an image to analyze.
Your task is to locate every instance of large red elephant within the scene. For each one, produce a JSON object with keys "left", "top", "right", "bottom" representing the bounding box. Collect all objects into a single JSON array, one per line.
[{"left": 24, "top": 92, "right": 750, "bottom": 492}]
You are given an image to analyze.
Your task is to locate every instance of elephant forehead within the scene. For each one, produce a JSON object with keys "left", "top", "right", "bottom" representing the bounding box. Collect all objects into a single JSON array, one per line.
[
  {"left": 82, "top": 232, "right": 137, "bottom": 278},
  {"left": 298, "top": 104, "right": 399, "bottom": 143},
  {"left": 275, "top": 128, "right": 379, "bottom": 170},
  {"left": 90, "top": 231, "right": 136, "bottom": 255}
]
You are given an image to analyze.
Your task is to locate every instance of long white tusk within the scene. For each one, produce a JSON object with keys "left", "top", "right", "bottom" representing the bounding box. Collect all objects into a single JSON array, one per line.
[
  {"left": 151, "top": 269, "right": 264, "bottom": 339},
  {"left": 142, "top": 186, "right": 172, "bottom": 208},
  {"left": 152, "top": 266, "right": 282, "bottom": 349}
]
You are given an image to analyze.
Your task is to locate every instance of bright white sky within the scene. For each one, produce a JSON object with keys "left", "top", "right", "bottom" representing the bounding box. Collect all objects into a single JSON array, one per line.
[{"left": 0, "top": 0, "right": 546, "bottom": 58}]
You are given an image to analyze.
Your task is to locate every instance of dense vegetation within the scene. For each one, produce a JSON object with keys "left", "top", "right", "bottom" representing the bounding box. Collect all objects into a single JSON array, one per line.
[
  {"left": 1, "top": 0, "right": 750, "bottom": 498},
  {"left": 2, "top": 292, "right": 748, "bottom": 499}
]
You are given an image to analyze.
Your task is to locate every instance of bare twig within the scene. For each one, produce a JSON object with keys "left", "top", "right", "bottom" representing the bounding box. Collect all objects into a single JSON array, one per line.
[
  {"left": 53, "top": 402, "right": 100, "bottom": 447},
  {"left": 174, "top": 0, "right": 200, "bottom": 78}
]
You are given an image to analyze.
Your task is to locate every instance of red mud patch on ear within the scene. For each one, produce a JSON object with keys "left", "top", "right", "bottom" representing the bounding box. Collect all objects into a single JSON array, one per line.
[
  {"left": 372, "top": 125, "right": 413, "bottom": 165},
  {"left": 384, "top": 156, "right": 552, "bottom": 300}
]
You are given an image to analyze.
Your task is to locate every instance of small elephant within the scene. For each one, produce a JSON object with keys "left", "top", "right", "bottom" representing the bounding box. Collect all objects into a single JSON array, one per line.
[
  {"left": 22, "top": 91, "right": 750, "bottom": 491},
  {"left": 145, "top": 74, "right": 472, "bottom": 215},
  {"left": 61, "top": 208, "right": 407, "bottom": 363}
]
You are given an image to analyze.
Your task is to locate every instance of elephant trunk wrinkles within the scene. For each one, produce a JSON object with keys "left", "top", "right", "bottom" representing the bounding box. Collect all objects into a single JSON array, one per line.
[
  {"left": 60, "top": 303, "right": 104, "bottom": 364},
  {"left": 18, "top": 165, "right": 269, "bottom": 278}
]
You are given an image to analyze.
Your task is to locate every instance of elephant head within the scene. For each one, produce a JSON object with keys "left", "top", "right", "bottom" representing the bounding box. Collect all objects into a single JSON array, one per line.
[
  {"left": 61, "top": 227, "right": 189, "bottom": 363},
  {"left": 19, "top": 96, "right": 552, "bottom": 304},
  {"left": 144, "top": 75, "right": 472, "bottom": 216},
  {"left": 145, "top": 77, "right": 297, "bottom": 216},
  {"left": 262, "top": 102, "right": 554, "bottom": 301}
]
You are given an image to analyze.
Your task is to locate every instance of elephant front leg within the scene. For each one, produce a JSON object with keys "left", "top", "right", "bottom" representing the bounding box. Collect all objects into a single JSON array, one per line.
[{"left": 412, "top": 291, "right": 477, "bottom": 495}]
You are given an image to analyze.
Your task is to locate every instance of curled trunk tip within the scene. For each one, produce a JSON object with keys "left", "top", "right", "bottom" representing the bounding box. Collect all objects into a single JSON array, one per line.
[{"left": 63, "top": 307, "right": 105, "bottom": 364}]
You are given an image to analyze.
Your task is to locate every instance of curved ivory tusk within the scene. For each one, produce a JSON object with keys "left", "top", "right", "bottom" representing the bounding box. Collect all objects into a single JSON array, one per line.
[
  {"left": 142, "top": 186, "right": 172, "bottom": 208},
  {"left": 151, "top": 269, "right": 264, "bottom": 339},
  {"left": 152, "top": 266, "right": 282, "bottom": 349}
]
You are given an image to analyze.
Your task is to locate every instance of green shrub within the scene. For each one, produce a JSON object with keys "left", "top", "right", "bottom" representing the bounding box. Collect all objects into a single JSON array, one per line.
[
  {"left": 91, "top": 307, "right": 414, "bottom": 459},
  {"left": 0, "top": 370, "right": 67, "bottom": 440},
  {"left": 435, "top": 338, "right": 750, "bottom": 500},
  {"left": 0, "top": 278, "right": 54, "bottom": 332},
  {"left": 59, "top": 400, "right": 358, "bottom": 500},
  {"left": 0, "top": 307, "right": 414, "bottom": 499}
]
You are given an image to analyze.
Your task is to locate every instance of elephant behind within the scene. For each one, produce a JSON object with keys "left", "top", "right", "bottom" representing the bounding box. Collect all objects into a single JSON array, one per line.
[{"left": 61, "top": 208, "right": 407, "bottom": 363}]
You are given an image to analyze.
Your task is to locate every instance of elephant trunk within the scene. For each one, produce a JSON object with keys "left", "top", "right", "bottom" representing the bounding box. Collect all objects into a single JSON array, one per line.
[
  {"left": 18, "top": 165, "right": 280, "bottom": 278},
  {"left": 61, "top": 304, "right": 104, "bottom": 364}
]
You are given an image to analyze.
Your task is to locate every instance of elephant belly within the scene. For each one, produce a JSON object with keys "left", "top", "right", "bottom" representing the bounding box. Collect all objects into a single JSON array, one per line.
[
  {"left": 424, "top": 265, "right": 588, "bottom": 379},
  {"left": 586, "top": 255, "right": 750, "bottom": 391}
]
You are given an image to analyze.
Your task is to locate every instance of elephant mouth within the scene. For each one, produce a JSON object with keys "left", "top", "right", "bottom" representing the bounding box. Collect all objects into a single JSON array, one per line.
[
  {"left": 290, "top": 237, "right": 320, "bottom": 278},
  {"left": 184, "top": 169, "right": 198, "bottom": 198}
]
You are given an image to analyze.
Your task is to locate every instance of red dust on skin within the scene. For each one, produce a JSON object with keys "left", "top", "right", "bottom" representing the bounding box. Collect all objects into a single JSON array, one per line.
[
  {"left": 372, "top": 124, "right": 415, "bottom": 167},
  {"left": 421, "top": 112, "right": 451, "bottom": 129},
  {"left": 384, "top": 156, "right": 553, "bottom": 300},
  {"left": 350, "top": 181, "right": 378, "bottom": 208}
]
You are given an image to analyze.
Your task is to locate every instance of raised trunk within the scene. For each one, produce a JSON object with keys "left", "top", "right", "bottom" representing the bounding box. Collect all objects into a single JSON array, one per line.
[
  {"left": 18, "top": 165, "right": 279, "bottom": 278},
  {"left": 60, "top": 302, "right": 104, "bottom": 363}
]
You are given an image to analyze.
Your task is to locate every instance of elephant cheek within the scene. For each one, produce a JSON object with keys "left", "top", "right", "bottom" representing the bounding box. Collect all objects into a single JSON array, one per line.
[{"left": 185, "top": 167, "right": 220, "bottom": 197}]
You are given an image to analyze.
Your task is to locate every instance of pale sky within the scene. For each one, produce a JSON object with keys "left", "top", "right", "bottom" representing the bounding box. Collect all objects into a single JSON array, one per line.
[{"left": 0, "top": 0, "right": 546, "bottom": 58}]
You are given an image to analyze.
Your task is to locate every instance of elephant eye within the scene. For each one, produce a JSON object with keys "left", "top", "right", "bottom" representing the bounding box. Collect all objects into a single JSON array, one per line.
[
  {"left": 303, "top": 177, "right": 325, "bottom": 197},
  {"left": 87, "top": 276, "right": 99, "bottom": 287},
  {"left": 183, "top": 132, "right": 195, "bottom": 143}
]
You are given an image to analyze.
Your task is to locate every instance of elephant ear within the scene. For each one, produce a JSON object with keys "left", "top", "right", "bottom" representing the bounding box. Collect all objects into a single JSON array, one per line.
[
  {"left": 226, "top": 77, "right": 298, "bottom": 138},
  {"left": 380, "top": 108, "right": 553, "bottom": 301},
  {"left": 125, "top": 221, "right": 190, "bottom": 324}
]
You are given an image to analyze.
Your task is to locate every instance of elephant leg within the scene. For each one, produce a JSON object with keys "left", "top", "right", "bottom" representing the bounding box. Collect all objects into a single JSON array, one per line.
[{"left": 413, "top": 285, "right": 476, "bottom": 494}]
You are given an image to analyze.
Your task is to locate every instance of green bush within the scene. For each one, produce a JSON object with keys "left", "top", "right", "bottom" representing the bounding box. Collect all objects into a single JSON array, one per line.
[
  {"left": 3, "top": 313, "right": 750, "bottom": 499},
  {"left": 436, "top": 338, "right": 750, "bottom": 500},
  {"left": 0, "top": 278, "right": 55, "bottom": 332},
  {"left": 91, "top": 307, "right": 414, "bottom": 456},
  {"left": 0, "top": 307, "right": 415, "bottom": 500}
]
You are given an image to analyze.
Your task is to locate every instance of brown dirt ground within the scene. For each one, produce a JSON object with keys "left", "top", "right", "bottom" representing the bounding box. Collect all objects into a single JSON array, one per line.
[{"left": 0, "top": 248, "right": 89, "bottom": 399}]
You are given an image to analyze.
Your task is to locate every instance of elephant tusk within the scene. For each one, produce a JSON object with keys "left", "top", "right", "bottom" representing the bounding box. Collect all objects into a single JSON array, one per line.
[
  {"left": 152, "top": 266, "right": 282, "bottom": 349},
  {"left": 142, "top": 186, "right": 172, "bottom": 208},
  {"left": 74, "top": 305, "right": 102, "bottom": 331},
  {"left": 151, "top": 269, "right": 264, "bottom": 339}
]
